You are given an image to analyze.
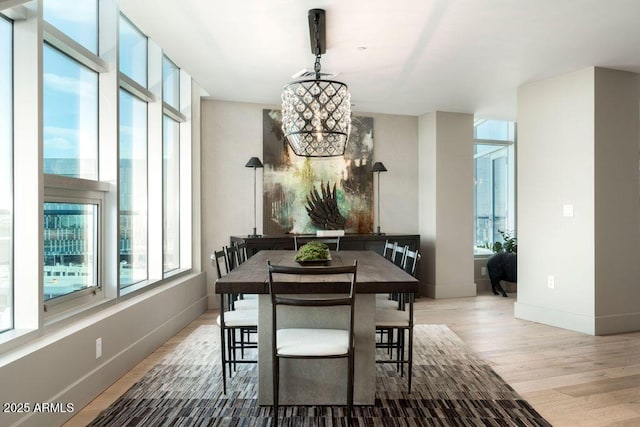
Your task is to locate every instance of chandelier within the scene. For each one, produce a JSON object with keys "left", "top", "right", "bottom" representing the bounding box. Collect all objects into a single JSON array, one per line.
[{"left": 281, "top": 9, "right": 352, "bottom": 157}]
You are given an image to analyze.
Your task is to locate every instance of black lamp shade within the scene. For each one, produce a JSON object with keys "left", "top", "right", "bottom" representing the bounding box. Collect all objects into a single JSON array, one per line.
[
  {"left": 245, "top": 157, "right": 264, "bottom": 168},
  {"left": 372, "top": 162, "right": 387, "bottom": 173}
]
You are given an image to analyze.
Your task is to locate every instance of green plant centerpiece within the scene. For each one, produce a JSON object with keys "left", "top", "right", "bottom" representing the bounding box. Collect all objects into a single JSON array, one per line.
[{"left": 295, "top": 242, "right": 330, "bottom": 262}]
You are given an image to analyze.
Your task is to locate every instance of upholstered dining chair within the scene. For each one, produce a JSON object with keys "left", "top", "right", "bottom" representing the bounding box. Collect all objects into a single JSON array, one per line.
[
  {"left": 212, "top": 249, "right": 257, "bottom": 394},
  {"left": 293, "top": 236, "right": 341, "bottom": 251},
  {"left": 267, "top": 260, "right": 357, "bottom": 422}
]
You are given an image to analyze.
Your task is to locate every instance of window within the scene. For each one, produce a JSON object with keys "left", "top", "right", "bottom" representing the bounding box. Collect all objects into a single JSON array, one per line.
[
  {"left": 43, "top": 0, "right": 98, "bottom": 55},
  {"left": 0, "top": 0, "right": 194, "bottom": 344},
  {"left": 163, "top": 116, "right": 180, "bottom": 273},
  {"left": 119, "top": 16, "right": 147, "bottom": 88},
  {"left": 44, "top": 202, "right": 98, "bottom": 301},
  {"left": 119, "top": 89, "right": 148, "bottom": 287},
  {"left": 43, "top": 44, "right": 98, "bottom": 179},
  {"left": 0, "top": 16, "right": 13, "bottom": 332},
  {"left": 162, "top": 56, "right": 179, "bottom": 110},
  {"left": 474, "top": 120, "right": 516, "bottom": 254}
]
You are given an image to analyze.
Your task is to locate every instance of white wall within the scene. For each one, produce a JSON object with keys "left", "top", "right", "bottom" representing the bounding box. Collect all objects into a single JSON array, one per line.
[
  {"left": 201, "top": 100, "right": 419, "bottom": 307},
  {"left": 516, "top": 68, "right": 596, "bottom": 334},
  {"left": 515, "top": 67, "right": 640, "bottom": 335}
]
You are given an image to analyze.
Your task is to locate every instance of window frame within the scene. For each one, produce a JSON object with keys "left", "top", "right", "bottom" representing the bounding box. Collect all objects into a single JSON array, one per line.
[
  {"left": 42, "top": 175, "right": 107, "bottom": 316},
  {"left": 0, "top": 14, "right": 14, "bottom": 334}
]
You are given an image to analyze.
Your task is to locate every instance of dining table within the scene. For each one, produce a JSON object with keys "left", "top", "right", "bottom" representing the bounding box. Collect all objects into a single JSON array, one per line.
[{"left": 214, "top": 249, "right": 419, "bottom": 406}]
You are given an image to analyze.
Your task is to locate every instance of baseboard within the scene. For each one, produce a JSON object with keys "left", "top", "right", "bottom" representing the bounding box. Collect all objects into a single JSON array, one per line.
[{"left": 514, "top": 301, "right": 595, "bottom": 335}]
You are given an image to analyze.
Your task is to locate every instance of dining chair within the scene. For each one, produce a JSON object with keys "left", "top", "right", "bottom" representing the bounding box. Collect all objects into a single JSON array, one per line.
[
  {"left": 374, "top": 247, "right": 418, "bottom": 393},
  {"left": 212, "top": 249, "right": 257, "bottom": 394},
  {"left": 382, "top": 240, "right": 397, "bottom": 261},
  {"left": 235, "top": 241, "right": 249, "bottom": 264},
  {"left": 293, "top": 235, "right": 341, "bottom": 251},
  {"left": 267, "top": 260, "right": 357, "bottom": 422},
  {"left": 391, "top": 244, "right": 408, "bottom": 268},
  {"left": 224, "top": 244, "right": 241, "bottom": 271}
]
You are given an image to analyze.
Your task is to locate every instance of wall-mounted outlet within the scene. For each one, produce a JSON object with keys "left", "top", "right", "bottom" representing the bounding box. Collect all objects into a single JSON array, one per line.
[
  {"left": 547, "top": 275, "right": 555, "bottom": 289},
  {"left": 481, "top": 266, "right": 487, "bottom": 276},
  {"left": 96, "top": 337, "right": 102, "bottom": 359}
]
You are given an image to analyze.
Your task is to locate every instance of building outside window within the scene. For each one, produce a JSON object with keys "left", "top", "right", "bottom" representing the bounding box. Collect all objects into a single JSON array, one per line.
[
  {"left": 474, "top": 119, "right": 516, "bottom": 254},
  {"left": 43, "top": 202, "right": 98, "bottom": 300},
  {"left": 0, "top": 16, "right": 13, "bottom": 332}
]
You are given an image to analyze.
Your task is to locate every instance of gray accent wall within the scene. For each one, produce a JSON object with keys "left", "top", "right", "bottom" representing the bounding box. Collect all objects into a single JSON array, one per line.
[{"left": 201, "top": 100, "right": 420, "bottom": 307}]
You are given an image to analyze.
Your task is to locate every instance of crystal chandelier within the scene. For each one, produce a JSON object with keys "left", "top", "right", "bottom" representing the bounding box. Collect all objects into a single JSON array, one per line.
[{"left": 281, "top": 9, "right": 351, "bottom": 157}]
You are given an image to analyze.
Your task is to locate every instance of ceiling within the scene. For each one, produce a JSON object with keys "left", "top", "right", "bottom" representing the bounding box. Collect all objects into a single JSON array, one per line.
[{"left": 118, "top": 0, "right": 640, "bottom": 120}]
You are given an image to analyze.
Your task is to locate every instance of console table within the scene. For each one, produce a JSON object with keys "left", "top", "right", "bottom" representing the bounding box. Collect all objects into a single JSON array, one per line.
[{"left": 230, "top": 233, "right": 420, "bottom": 256}]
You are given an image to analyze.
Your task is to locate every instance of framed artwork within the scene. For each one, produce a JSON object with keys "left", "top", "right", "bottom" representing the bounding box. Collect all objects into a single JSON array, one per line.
[{"left": 262, "top": 109, "right": 374, "bottom": 235}]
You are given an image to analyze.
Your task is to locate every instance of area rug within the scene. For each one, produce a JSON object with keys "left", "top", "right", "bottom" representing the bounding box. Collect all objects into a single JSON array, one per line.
[{"left": 89, "top": 324, "right": 550, "bottom": 426}]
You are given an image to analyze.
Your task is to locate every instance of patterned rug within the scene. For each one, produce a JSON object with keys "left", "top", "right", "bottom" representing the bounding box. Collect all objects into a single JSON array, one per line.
[{"left": 89, "top": 324, "right": 550, "bottom": 426}]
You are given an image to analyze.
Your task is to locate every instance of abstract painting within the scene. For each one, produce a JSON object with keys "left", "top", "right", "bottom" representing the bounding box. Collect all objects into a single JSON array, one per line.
[{"left": 262, "top": 109, "right": 374, "bottom": 235}]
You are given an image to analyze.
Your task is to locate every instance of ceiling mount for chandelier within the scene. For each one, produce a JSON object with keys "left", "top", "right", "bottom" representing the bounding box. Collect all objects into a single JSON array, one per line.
[{"left": 281, "top": 8, "right": 352, "bottom": 157}]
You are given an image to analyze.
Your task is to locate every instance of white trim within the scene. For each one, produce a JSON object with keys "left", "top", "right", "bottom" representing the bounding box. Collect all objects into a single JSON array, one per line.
[
  {"left": 119, "top": 71, "right": 155, "bottom": 102},
  {"left": 42, "top": 21, "right": 108, "bottom": 73}
]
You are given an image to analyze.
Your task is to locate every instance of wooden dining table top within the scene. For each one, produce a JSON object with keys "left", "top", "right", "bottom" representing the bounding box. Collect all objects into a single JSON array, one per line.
[{"left": 214, "top": 250, "right": 419, "bottom": 295}]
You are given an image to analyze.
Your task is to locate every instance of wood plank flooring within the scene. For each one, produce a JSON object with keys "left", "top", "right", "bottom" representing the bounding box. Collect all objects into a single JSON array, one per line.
[{"left": 65, "top": 293, "right": 640, "bottom": 426}]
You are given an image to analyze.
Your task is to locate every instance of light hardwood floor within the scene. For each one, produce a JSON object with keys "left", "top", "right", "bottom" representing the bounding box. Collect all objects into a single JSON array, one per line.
[{"left": 65, "top": 293, "right": 640, "bottom": 427}]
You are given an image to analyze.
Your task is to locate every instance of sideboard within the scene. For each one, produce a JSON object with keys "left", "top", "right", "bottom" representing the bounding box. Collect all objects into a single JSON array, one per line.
[{"left": 230, "top": 234, "right": 420, "bottom": 256}]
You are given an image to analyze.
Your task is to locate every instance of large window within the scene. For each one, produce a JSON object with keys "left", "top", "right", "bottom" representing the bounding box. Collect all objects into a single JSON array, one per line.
[
  {"left": 42, "top": 0, "right": 102, "bottom": 306},
  {"left": 0, "top": 16, "right": 13, "bottom": 332},
  {"left": 474, "top": 120, "right": 516, "bottom": 253},
  {"left": 43, "top": 44, "right": 98, "bottom": 179},
  {"left": 119, "top": 90, "right": 148, "bottom": 287},
  {"left": 0, "top": 0, "right": 193, "bottom": 343}
]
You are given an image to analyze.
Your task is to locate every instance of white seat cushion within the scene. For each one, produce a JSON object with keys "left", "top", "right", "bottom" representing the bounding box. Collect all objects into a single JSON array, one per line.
[
  {"left": 233, "top": 299, "right": 258, "bottom": 309},
  {"left": 217, "top": 310, "right": 257, "bottom": 328},
  {"left": 276, "top": 328, "right": 350, "bottom": 356},
  {"left": 375, "top": 298, "right": 400, "bottom": 310},
  {"left": 375, "top": 308, "right": 410, "bottom": 328}
]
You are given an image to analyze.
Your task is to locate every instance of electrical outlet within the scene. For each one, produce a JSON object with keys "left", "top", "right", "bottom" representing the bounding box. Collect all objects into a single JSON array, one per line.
[
  {"left": 96, "top": 337, "right": 102, "bottom": 359},
  {"left": 547, "top": 275, "right": 555, "bottom": 289},
  {"left": 481, "top": 267, "right": 487, "bottom": 276}
]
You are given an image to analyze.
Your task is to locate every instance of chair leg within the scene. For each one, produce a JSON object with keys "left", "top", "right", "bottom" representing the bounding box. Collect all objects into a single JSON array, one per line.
[
  {"left": 347, "top": 352, "right": 354, "bottom": 424},
  {"left": 408, "top": 326, "right": 413, "bottom": 394},
  {"left": 220, "top": 326, "right": 227, "bottom": 395},
  {"left": 399, "top": 328, "right": 405, "bottom": 377},
  {"left": 273, "top": 355, "right": 279, "bottom": 421}
]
